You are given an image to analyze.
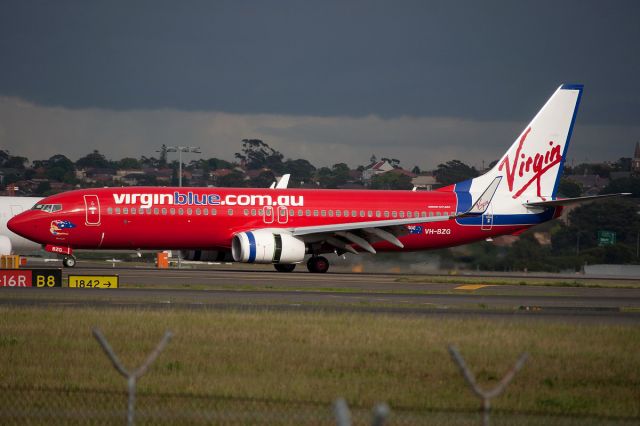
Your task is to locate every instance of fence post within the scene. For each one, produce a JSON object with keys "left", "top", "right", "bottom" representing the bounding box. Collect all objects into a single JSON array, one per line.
[
  {"left": 448, "top": 345, "right": 528, "bottom": 426},
  {"left": 334, "top": 398, "right": 391, "bottom": 426},
  {"left": 93, "top": 328, "right": 173, "bottom": 426}
]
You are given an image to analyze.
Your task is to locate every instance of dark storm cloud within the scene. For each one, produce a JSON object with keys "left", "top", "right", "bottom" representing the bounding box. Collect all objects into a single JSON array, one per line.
[{"left": 1, "top": 0, "right": 639, "bottom": 125}]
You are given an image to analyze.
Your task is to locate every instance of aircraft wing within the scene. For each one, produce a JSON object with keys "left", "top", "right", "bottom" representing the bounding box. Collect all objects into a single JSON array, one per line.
[
  {"left": 524, "top": 193, "right": 630, "bottom": 208},
  {"left": 288, "top": 177, "right": 501, "bottom": 253}
]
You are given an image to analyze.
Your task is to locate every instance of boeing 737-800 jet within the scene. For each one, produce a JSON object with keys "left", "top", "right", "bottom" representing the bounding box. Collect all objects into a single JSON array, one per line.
[{"left": 8, "top": 85, "right": 625, "bottom": 272}]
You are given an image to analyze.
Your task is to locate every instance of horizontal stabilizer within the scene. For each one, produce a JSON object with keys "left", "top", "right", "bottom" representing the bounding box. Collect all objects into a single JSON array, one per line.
[{"left": 524, "top": 193, "right": 630, "bottom": 208}]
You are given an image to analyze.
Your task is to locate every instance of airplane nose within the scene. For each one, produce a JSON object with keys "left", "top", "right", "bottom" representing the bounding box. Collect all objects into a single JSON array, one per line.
[{"left": 7, "top": 213, "right": 39, "bottom": 241}]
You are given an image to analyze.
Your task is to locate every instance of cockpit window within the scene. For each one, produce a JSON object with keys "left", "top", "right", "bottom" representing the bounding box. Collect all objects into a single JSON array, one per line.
[{"left": 33, "top": 203, "right": 62, "bottom": 213}]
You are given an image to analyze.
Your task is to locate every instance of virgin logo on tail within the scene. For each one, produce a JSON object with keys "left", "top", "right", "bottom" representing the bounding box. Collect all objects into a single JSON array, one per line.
[{"left": 498, "top": 127, "right": 562, "bottom": 200}]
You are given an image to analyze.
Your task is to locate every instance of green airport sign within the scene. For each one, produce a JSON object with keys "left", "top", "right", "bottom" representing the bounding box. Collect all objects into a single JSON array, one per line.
[{"left": 597, "top": 230, "right": 616, "bottom": 246}]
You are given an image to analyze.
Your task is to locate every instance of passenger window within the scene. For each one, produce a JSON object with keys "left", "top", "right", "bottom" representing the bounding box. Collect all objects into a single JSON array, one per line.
[
  {"left": 392, "top": 211, "right": 397, "bottom": 218},
  {"left": 367, "top": 211, "right": 373, "bottom": 217},
  {"left": 252, "top": 209, "right": 257, "bottom": 216},
  {"left": 116, "top": 207, "right": 121, "bottom": 214},
  {"left": 289, "top": 209, "right": 294, "bottom": 216},
  {"left": 313, "top": 210, "right": 319, "bottom": 217},
  {"left": 298, "top": 209, "right": 303, "bottom": 216},
  {"left": 399, "top": 211, "right": 405, "bottom": 218},
  {"left": 162, "top": 208, "right": 168, "bottom": 215},
  {"left": 336, "top": 210, "right": 341, "bottom": 217},
  {"left": 154, "top": 208, "right": 159, "bottom": 215},
  {"left": 243, "top": 209, "right": 249, "bottom": 216},
  {"left": 376, "top": 211, "right": 381, "bottom": 218},
  {"left": 131, "top": 208, "right": 137, "bottom": 215},
  {"left": 123, "top": 208, "right": 129, "bottom": 214},
  {"left": 211, "top": 208, "right": 217, "bottom": 215},
  {"left": 384, "top": 211, "right": 390, "bottom": 218},
  {"left": 360, "top": 211, "right": 365, "bottom": 217},
  {"left": 196, "top": 208, "right": 201, "bottom": 215},
  {"left": 328, "top": 210, "right": 334, "bottom": 217},
  {"left": 187, "top": 208, "right": 192, "bottom": 215},
  {"left": 107, "top": 207, "right": 113, "bottom": 215},
  {"left": 321, "top": 210, "right": 326, "bottom": 217},
  {"left": 306, "top": 209, "right": 311, "bottom": 216},
  {"left": 407, "top": 211, "right": 412, "bottom": 218},
  {"left": 179, "top": 208, "right": 184, "bottom": 215},
  {"left": 429, "top": 212, "right": 434, "bottom": 217},
  {"left": 344, "top": 210, "right": 349, "bottom": 217},
  {"left": 436, "top": 212, "right": 441, "bottom": 216},
  {"left": 203, "top": 208, "right": 208, "bottom": 216},
  {"left": 170, "top": 208, "right": 175, "bottom": 215},
  {"left": 415, "top": 211, "right": 419, "bottom": 217},
  {"left": 227, "top": 209, "right": 233, "bottom": 215}
]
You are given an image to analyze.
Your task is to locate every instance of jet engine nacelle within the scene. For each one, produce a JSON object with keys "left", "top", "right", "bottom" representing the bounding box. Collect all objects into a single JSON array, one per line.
[
  {"left": 0, "top": 235, "right": 11, "bottom": 256},
  {"left": 232, "top": 230, "right": 306, "bottom": 264},
  {"left": 180, "top": 249, "right": 234, "bottom": 262}
]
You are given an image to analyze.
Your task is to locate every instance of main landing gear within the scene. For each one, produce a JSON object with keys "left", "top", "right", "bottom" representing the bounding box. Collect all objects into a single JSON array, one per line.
[
  {"left": 62, "top": 256, "right": 77, "bottom": 268},
  {"left": 307, "top": 256, "right": 329, "bottom": 273}
]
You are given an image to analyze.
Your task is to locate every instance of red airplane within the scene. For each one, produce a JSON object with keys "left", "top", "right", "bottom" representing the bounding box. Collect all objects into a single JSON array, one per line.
[{"left": 8, "top": 84, "right": 624, "bottom": 272}]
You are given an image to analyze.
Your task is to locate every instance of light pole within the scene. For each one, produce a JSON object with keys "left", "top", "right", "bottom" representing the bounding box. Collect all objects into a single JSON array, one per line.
[{"left": 165, "top": 146, "right": 201, "bottom": 187}]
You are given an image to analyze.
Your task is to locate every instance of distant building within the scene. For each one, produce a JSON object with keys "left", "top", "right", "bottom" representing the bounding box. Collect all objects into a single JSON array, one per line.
[
  {"left": 411, "top": 174, "right": 438, "bottom": 190},
  {"left": 632, "top": 141, "right": 640, "bottom": 174},
  {"left": 362, "top": 160, "right": 394, "bottom": 182},
  {"left": 565, "top": 174, "right": 609, "bottom": 195}
]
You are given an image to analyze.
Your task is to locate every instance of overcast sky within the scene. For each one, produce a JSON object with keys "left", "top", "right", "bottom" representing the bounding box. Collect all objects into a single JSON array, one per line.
[{"left": 1, "top": 0, "right": 639, "bottom": 169}]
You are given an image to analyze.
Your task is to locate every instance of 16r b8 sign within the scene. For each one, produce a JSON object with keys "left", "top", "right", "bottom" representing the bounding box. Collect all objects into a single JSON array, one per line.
[{"left": 0, "top": 269, "right": 62, "bottom": 288}]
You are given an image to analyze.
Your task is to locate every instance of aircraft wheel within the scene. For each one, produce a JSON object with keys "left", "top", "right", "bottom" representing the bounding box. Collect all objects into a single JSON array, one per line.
[
  {"left": 62, "top": 256, "right": 76, "bottom": 268},
  {"left": 274, "top": 264, "right": 296, "bottom": 273},
  {"left": 307, "top": 256, "right": 329, "bottom": 273}
]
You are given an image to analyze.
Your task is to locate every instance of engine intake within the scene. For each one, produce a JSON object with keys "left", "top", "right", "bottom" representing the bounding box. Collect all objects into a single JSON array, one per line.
[{"left": 232, "top": 230, "right": 306, "bottom": 264}]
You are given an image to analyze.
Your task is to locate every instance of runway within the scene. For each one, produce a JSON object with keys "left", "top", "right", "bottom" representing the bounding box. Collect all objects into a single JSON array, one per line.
[{"left": 2, "top": 263, "right": 640, "bottom": 323}]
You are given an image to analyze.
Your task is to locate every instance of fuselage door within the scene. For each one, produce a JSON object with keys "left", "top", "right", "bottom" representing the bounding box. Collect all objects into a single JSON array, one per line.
[
  {"left": 481, "top": 203, "right": 494, "bottom": 231},
  {"left": 277, "top": 206, "right": 288, "bottom": 224},
  {"left": 263, "top": 206, "right": 274, "bottom": 224},
  {"left": 84, "top": 195, "right": 101, "bottom": 226}
]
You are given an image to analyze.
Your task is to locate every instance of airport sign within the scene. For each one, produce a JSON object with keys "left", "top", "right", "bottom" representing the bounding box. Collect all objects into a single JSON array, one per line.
[
  {"left": 68, "top": 275, "right": 119, "bottom": 289},
  {"left": 0, "top": 269, "right": 62, "bottom": 288}
]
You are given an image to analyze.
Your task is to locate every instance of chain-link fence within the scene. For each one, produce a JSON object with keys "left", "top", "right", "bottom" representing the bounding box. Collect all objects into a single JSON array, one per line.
[
  {"left": 0, "top": 385, "right": 636, "bottom": 425},
  {"left": 0, "top": 329, "right": 636, "bottom": 425}
]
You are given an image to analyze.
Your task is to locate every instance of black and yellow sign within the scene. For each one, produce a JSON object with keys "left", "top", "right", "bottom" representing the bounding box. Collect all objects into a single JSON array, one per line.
[
  {"left": 68, "top": 275, "right": 119, "bottom": 289},
  {"left": 0, "top": 269, "right": 62, "bottom": 288}
]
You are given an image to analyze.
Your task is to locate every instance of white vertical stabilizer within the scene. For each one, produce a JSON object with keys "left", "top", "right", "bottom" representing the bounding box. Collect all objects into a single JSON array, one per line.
[{"left": 466, "top": 84, "right": 583, "bottom": 213}]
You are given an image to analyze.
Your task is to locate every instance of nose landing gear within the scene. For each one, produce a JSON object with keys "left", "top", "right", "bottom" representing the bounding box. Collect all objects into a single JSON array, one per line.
[
  {"left": 62, "top": 256, "right": 76, "bottom": 268},
  {"left": 307, "top": 256, "right": 329, "bottom": 273}
]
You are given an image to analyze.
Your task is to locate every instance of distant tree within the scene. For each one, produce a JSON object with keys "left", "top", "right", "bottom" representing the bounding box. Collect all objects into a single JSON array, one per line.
[
  {"left": 45, "top": 155, "right": 75, "bottom": 183},
  {"left": 433, "top": 160, "right": 478, "bottom": 186},
  {"left": 76, "top": 150, "right": 111, "bottom": 169},
  {"left": 369, "top": 154, "right": 377, "bottom": 164},
  {"left": 601, "top": 177, "right": 640, "bottom": 198},
  {"left": 370, "top": 172, "right": 413, "bottom": 190},
  {"left": 3, "top": 155, "right": 28, "bottom": 169},
  {"left": 552, "top": 198, "right": 640, "bottom": 254},
  {"left": 614, "top": 157, "right": 632, "bottom": 172},
  {"left": 117, "top": 157, "right": 141, "bottom": 169},
  {"left": 282, "top": 159, "right": 316, "bottom": 185},
  {"left": 217, "top": 171, "right": 247, "bottom": 187},
  {"left": 569, "top": 163, "right": 611, "bottom": 178},
  {"left": 205, "top": 158, "right": 234, "bottom": 171},
  {"left": 411, "top": 166, "right": 421, "bottom": 174},
  {"left": 251, "top": 170, "right": 276, "bottom": 188},
  {"left": 34, "top": 181, "right": 51, "bottom": 196},
  {"left": 235, "top": 139, "right": 284, "bottom": 171},
  {"left": 557, "top": 178, "right": 582, "bottom": 198},
  {"left": 316, "top": 167, "right": 335, "bottom": 188},
  {"left": 331, "top": 163, "right": 351, "bottom": 187}
]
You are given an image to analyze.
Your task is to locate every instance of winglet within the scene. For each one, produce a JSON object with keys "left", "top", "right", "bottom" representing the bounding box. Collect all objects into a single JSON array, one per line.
[
  {"left": 275, "top": 174, "right": 291, "bottom": 189},
  {"left": 459, "top": 176, "right": 501, "bottom": 217}
]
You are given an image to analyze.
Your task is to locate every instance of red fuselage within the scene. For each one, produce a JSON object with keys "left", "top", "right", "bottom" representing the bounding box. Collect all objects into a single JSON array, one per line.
[{"left": 8, "top": 186, "right": 539, "bottom": 254}]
